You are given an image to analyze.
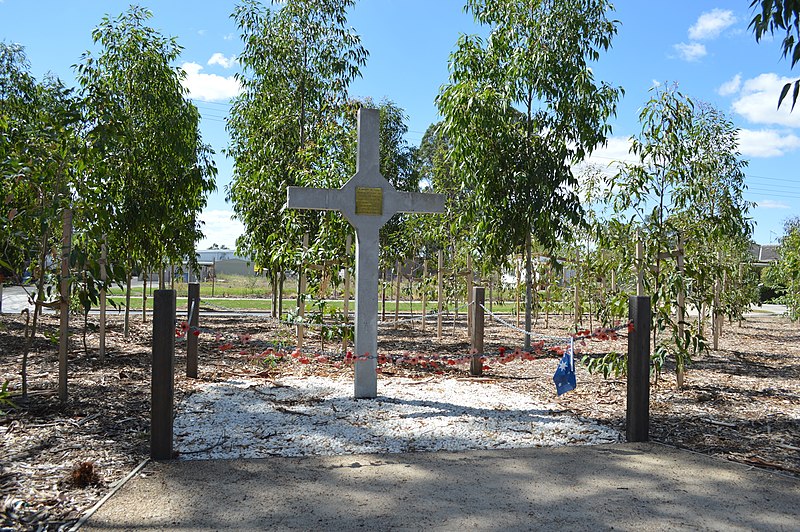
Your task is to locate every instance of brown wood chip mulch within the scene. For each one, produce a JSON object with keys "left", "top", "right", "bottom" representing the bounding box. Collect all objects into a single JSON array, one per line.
[{"left": 1, "top": 310, "right": 798, "bottom": 530}]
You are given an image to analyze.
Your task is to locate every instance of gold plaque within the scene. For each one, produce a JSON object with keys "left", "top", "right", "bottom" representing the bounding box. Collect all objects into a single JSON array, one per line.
[{"left": 355, "top": 187, "right": 383, "bottom": 216}]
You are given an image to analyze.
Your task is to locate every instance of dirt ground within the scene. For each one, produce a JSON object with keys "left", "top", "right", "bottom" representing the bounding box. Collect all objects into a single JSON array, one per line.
[{"left": 1, "top": 309, "right": 798, "bottom": 530}]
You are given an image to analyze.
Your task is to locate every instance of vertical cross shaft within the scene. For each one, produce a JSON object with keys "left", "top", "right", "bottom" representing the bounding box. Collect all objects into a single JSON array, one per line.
[{"left": 286, "top": 108, "right": 445, "bottom": 399}]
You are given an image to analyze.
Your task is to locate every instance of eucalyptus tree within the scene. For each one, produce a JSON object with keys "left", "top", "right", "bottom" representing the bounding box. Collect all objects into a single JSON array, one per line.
[
  {"left": 227, "top": 0, "right": 367, "bottom": 308},
  {"left": 768, "top": 217, "right": 800, "bottom": 319},
  {"left": 1, "top": 43, "right": 90, "bottom": 397},
  {"left": 77, "top": 6, "right": 216, "bottom": 333},
  {"left": 437, "top": 0, "right": 623, "bottom": 346},
  {"left": 612, "top": 86, "right": 752, "bottom": 384}
]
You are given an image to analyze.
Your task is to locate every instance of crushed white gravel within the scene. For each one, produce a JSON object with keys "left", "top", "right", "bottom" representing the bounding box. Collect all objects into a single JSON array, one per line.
[{"left": 174, "top": 375, "right": 621, "bottom": 460}]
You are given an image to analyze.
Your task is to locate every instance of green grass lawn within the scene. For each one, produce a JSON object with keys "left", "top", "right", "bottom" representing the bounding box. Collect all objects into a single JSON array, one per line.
[
  {"left": 102, "top": 295, "right": 527, "bottom": 314},
  {"left": 102, "top": 275, "right": 568, "bottom": 315}
]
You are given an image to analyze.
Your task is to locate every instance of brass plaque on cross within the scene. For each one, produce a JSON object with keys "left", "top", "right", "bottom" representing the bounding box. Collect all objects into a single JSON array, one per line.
[{"left": 355, "top": 187, "right": 383, "bottom": 216}]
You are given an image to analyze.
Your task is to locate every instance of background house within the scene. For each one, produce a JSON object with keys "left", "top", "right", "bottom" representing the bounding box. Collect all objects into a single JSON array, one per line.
[{"left": 196, "top": 249, "right": 256, "bottom": 277}]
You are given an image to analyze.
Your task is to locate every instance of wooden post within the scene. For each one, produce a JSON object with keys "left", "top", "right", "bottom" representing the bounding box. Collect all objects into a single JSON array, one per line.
[
  {"left": 394, "top": 259, "right": 401, "bottom": 328},
  {"left": 59, "top": 207, "right": 73, "bottom": 404},
  {"left": 466, "top": 254, "right": 474, "bottom": 335},
  {"left": 142, "top": 275, "right": 148, "bottom": 324},
  {"left": 151, "top": 289, "right": 176, "bottom": 460},
  {"left": 636, "top": 231, "right": 645, "bottom": 297},
  {"left": 437, "top": 250, "right": 444, "bottom": 340},
  {"left": 713, "top": 250, "right": 722, "bottom": 350},
  {"left": 187, "top": 282, "right": 200, "bottom": 378},
  {"left": 488, "top": 274, "right": 494, "bottom": 314},
  {"left": 343, "top": 234, "right": 351, "bottom": 353},
  {"left": 574, "top": 249, "right": 581, "bottom": 327},
  {"left": 211, "top": 258, "right": 216, "bottom": 297},
  {"left": 99, "top": 235, "right": 107, "bottom": 362},
  {"left": 676, "top": 236, "right": 685, "bottom": 388},
  {"left": 524, "top": 234, "right": 532, "bottom": 351},
  {"left": 627, "top": 295, "right": 651, "bottom": 442},
  {"left": 408, "top": 261, "right": 415, "bottom": 329},
  {"left": 516, "top": 260, "right": 521, "bottom": 328},
  {"left": 545, "top": 261, "right": 551, "bottom": 329},
  {"left": 470, "top": 286, "right": 485, "bottom": 376},
  {"left": 297, "top": 233, "right": 308, "bottom": 350},
  {"left": 381, "top": 268, "right": 387, "bottom": 322},
  {"left": 422, "top": 260, "right": 428, "bottom": 331}
]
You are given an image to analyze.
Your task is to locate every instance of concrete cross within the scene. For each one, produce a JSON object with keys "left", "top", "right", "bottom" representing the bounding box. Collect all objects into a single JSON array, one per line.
[{"left": 287, "top": 108, "right": 445, "bottom": 398}]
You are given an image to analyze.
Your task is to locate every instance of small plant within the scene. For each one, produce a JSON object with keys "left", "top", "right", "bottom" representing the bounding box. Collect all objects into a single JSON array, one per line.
[
  {"left": 0, "top": 380, "right": 17, "bottom": 415},
  {"left": 68, "top": 461, "right": 101, "bottom": 488},
  {"left": 582, "top": 352, "right": 627, "bottom": 379},
  {"left": 250, "top": 350, "right": 281, "bottom": 370}
]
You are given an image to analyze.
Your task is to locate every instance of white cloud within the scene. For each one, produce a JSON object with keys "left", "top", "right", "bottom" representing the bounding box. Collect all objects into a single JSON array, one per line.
[
  {"left": 586, "top": 136, "right": 636, "bottom": 170},
  {"left": 197, "top": 210, "right": 245, "bottom": 250},
  {"left": 208, "top": 53, "right": 237, "bottom": 69},
  {"left": 673, "top": 42, "right": 707, "bottom": 62},
  {"left": 181, "top": 62, "right": 241, "bottom": 102},
  {"left": 731, "top": 73, "right": 800, "bottom": 127},
  {"left": 737, "top": 128, "right": 800, "bottom": 157},
  {"left": 756, "top": 199, "right": 790, "bottom": 209},
  {"left": 688, "top": 9, "right": 737, "bottom": 40},
  {"left": 718, "top": 73, "right": 742, "bottom": 96},
  {"left": 651, "top": 79, "right": 662, "bottom": 88}
]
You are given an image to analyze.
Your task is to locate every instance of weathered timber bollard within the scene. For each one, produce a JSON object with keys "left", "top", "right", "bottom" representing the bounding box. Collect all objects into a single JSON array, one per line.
[
  {"left": 626, "top": 295, "right": 651, "bottom": 442},
  {"left": 437, "top": 250, "right": 444, "bottom": 340},
  {"left": 470, "top": 287, "right": 485, "bottom": 376},
  {"left": 152, "top": 289, "right": 176, "bottom": 460},
  {"left": 99, "top": 236, "right": 107, "bottom": 361},
  {"left": 187, "top": 282, "right": 200, "bottom": 378},
  {"left": 59, "top": 207, "right": 73, "bottom": 404}
]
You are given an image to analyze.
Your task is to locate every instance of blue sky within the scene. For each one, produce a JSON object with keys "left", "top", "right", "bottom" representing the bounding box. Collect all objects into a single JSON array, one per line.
[{"left": 2, "top": 0, "right": 799, "bottom": 248}]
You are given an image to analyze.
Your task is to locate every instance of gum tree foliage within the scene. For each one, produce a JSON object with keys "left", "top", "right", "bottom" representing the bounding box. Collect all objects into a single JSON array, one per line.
[
  {"left": 0, "top": 43, "right": 38, "bottom": 277},
  {"left": 750, "top": 0, "right": 800, "bottom": 109},
  {"left": 0, "top": 43, "right": 90, "bottom": 398},
  {"left": 437, "top": 0, "right": 623, "bottom": 343},
  {"left": 611, "top": 86, "right": 752, "bottom": 384},
  {"left": 226, "top": 0, "right": 367, "bottom": 297},
  {"left": 769, "top": 217, "right": 800, "bottom": 319},
  {"left": 77, "top": 6, "right": 216, "bottom": 332}
]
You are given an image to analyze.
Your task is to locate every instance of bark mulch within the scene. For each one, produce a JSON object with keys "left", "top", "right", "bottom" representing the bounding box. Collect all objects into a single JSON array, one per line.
[{"left": 1, "top": 310, "right": 798, "bottom": 530}]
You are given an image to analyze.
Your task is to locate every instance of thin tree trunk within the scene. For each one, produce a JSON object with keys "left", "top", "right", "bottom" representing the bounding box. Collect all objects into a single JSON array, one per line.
[
  {"left": 271, "top": 269, "right": 278, "bottom": 318},
  {"left": 21, "top": 229, "right": 50, "bottom": 400},
  {"left": 524, "top": 232, "right": 533, "bottom": 350},
  {"left": 142, "top": 275, "right": 148, "bottom": 324},
  {"left": 124, "top": 270, "right": 132, "bottom": 338},
  {"left": 278, "top": 271, "right": 284, "bottom": 319},
  {"left": 381, "top": 268, "right": 387, "bottom": 322}
]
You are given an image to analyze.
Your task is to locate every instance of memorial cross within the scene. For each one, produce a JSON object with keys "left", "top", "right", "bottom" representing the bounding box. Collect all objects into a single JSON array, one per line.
[{"left": 287, "top": 108, "right": 445, "bottom": 398}]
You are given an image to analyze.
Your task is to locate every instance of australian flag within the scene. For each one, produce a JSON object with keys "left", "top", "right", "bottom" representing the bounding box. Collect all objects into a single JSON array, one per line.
[{"left": 552, "top": 340, "right": 576, "bottom": 396}]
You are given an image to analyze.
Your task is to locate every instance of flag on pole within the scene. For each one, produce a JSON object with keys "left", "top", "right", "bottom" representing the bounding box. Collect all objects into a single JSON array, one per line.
[{"left": 553, "top": 338, "right": 576, "bottom": 396}]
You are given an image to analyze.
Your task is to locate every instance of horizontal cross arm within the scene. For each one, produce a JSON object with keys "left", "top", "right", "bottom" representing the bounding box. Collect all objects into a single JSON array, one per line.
[
  {"left": 389, "top": 191, "right": 446, "bottom": 214},
  {"left": 286, "top": 187, "right": 346, "bottom": 212}
]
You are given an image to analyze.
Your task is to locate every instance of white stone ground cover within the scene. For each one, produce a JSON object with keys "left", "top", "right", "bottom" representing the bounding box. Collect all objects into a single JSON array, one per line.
[{"left": 174, "top": 376, "right": 621, "bottom": 460}]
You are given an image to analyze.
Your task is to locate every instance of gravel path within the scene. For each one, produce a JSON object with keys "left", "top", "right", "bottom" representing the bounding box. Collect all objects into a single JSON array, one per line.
[{"left": 174, "top": 375, "right": 621, "bottom": 459}]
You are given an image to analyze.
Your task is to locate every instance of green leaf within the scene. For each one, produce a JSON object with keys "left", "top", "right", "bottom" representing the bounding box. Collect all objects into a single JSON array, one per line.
[{"left": 778, "top": 81, "right": 793, "bottom": 109}]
